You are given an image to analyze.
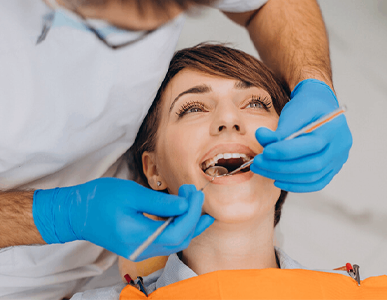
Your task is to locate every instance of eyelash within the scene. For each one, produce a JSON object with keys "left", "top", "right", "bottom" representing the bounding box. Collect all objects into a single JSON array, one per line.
[
  {"left": 246, "top": 96, "right": 272, "bottom": 111},
  {"left": 176, "top": 100, "right": 206, "bottom": 118},
  {"left": 176, "top": 96, "right": 272, "bottom": 118}
]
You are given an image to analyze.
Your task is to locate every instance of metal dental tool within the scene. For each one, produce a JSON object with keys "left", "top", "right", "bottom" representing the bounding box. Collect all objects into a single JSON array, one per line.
[
  {"left": 199, "top": 166, "right": 228, "bottom": 190},
  {"left": 129, "top": 105, "right": 347, "bottom": 261},
  {"left": 129, "top": 167, "right": 227, "bottom": 261}
]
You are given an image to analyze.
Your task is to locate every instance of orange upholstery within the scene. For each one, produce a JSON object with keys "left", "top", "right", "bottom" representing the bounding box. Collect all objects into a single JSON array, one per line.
[{"left": 120, "top": 268, "right": 387, "bottom": 299}]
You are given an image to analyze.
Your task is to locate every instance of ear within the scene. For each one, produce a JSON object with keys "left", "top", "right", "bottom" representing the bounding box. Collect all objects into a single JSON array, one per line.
[{"left": 142, "top": 151, "right": 167, "bottom": 190}]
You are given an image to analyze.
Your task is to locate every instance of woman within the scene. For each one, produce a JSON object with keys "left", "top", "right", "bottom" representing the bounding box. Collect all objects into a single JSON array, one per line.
[
  {"left": 129, "top": 42, "right": 290, "bottom": 286},
  {"left": 71, "top": 44, "right": 372, "bottom": 299}
]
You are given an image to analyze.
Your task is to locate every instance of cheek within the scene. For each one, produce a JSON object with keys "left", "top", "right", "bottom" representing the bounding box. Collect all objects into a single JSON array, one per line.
[
  {"left": 156, "top": 141, "right": 183, "bottom": 192},
  {"left": 156, "top": 125, "right": 202, "bottom": 193},
  {"left": 247, "top": 113, "right": 279, "bottom": 132},
  {"left": 261, "top": 114, "right": 279, "bottom": 131},
  {"left": 246, "top": 114, "right": 279, "bottom": 149}
]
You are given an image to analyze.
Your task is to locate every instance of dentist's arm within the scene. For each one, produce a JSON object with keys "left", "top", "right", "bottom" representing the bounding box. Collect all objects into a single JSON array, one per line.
[
  {"left": 224, "top": 0, "right": 352, "bottom": 192},
  {"left": 0, "top": 180, "right": 214, "bottom": 261},
  {"left": 0, "top": 191, "right": 45, "bottom": 247},
  {"left": 225, "top": 0, "right": 333, "bottom": 91}
]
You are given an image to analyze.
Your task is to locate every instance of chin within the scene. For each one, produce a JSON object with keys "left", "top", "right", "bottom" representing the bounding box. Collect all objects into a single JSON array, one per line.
[
  {"left": 204, "top": 196, "right": 265, "bottom": 224},
  {"left": 202, "top": 183, "right": 280, "bottom": 224}
]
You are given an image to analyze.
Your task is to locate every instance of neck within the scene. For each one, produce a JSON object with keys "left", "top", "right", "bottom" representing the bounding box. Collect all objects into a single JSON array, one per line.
[{"left": 181, "top": 214, "right": 278, "bottom": 275}]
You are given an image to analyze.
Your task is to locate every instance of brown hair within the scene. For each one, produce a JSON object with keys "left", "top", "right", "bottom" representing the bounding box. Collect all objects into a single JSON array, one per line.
[{"left": 128, "top": 43, "right": 289, "bottom": 226}]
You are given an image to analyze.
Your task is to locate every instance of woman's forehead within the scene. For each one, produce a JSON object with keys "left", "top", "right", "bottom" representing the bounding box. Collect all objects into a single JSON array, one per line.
[{"left": 164, "top": 69, "right": 270, "bottom": 102}]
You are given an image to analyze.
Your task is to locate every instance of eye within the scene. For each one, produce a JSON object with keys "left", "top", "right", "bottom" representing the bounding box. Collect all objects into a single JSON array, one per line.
[
  {"left": 246, "top": 101, "right": 263, "bottom": 109},
  {"left": 176, "top": 101, "right": 207, "bottom": 118},
  {"left": 187, "top": 107, "right": 203, "bottom": 113},
  {"left": 244, "top": 95, "right": 272, "bottom": 111}
]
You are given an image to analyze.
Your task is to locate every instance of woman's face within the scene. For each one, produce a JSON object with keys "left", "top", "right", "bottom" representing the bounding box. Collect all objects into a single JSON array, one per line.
[{"left": 143, "top": 69, "right": 281, "bottom": 223}]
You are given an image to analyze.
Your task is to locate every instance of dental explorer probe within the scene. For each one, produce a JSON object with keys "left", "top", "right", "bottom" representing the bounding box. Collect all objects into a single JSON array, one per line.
[
  {"left": 129, "top": 168, "right": 227, "bottom": 262},
  {"left": 129, "top": 105, "right": 346, "bottom": 261}
]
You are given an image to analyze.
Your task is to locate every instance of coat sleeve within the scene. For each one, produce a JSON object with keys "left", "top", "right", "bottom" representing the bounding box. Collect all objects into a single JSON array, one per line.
[{"left": 211, "top": 0, "right": 268, "bottom": 13}]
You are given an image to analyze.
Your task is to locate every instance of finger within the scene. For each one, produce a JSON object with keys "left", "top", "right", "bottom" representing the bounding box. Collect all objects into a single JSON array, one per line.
[
  {"left": 275, "top": 104, "right": 319, "bottom": 139},
  {"left": 275, "top": 101, "right": 337, "bottom": 140},
  {"left": 167, "top": 223, "right": 198, "bottom": 253},
  {"left": 252, "top": 165, "right": 333, "bottom": 184},
  {"left": 125, "top": 213, "right": 198, "bottom": 261},
  {"left": 251, "top": 146, "right": 331, "bottom": 174},
  {"left": 275, "top": 109, "right": 346, "bottom": 146},
  {"left": 157, "top": 228, "right": 196, "bottom": 256},
  {"left": 261, "top": 114, "right": 347, "bottom": 161},
  {"left": 180, "top": 185, "right": 214, "bottom": 238},
  {"left": 178, "top": 184, "right": 197, "bottom": 198},
  {"left": 255, "top": 127, "right": 278, "bottom": 147},
  {"left": 262, "top": 134, "right": 327, "bottom": 161},
  {"left": 112, "top": 215, "right": 169, "bottom": 260},
  {"left": 193, "top": 214, "right": 215, "bottom": 238},
  {"left": 131, "top": 184, "right": 189, "bottom": 217},
  {"left": 120, "top": 213, "right": 169, "bottom": 239},
  {"left": 155, "top": 189, "right": 204, "bottom": 247},
  {"left": 274, "top": 170, "right": 336, "bottom": 193}
]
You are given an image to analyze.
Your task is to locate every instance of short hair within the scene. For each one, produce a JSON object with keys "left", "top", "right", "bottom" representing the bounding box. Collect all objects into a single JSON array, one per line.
[{"left": 128, "top": 43, "right": 289, "bottom": 226}]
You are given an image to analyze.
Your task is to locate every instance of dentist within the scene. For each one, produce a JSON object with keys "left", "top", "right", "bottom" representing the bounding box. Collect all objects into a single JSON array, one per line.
[{"left": 0, "top": 0, "right": 352, "bottom": 299}]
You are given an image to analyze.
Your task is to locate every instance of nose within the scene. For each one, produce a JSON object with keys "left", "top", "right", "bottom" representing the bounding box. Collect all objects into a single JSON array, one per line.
[{"left": 210, "top": 104, "right": 246, "bottom": 136}]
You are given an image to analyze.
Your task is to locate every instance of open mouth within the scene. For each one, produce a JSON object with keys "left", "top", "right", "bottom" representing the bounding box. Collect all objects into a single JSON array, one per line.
[{"left": 200, "top": 153, "right": 253, "bottom": 175}]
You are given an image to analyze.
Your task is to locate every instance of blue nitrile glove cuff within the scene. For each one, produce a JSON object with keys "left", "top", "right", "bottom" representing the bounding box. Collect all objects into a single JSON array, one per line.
[
  {"left": 33, "top": 188, "right": 78, "bottom": 244},
  {"left": 291, "top": 79, "right": 338, "bottom": 106}
]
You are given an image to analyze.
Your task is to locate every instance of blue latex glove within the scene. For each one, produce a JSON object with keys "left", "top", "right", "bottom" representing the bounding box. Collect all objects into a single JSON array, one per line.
[
  {"left": 252, "top": 79, "right": 352, "bottom": 193},
  {"left": 33, "top": 179, "right": 214, "bottom": 261}
]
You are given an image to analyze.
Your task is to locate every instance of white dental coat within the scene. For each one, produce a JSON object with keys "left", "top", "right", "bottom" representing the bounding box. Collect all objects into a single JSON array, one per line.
[{"left": 0, "top": 0, "right": 267, "bottom": 299}]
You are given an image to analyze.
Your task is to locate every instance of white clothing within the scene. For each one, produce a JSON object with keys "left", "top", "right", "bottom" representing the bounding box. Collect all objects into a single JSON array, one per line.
[
  {"left": 0, "top": 0, "right": 267, "bottom": 299},
  {"left": 70, "top": 247, "right": 351, "bottom": 300}
]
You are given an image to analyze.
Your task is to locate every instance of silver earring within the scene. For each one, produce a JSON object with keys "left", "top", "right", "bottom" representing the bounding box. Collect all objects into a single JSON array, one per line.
[{"left": 157, "top": 181, "right": 162, "bottom": 187}]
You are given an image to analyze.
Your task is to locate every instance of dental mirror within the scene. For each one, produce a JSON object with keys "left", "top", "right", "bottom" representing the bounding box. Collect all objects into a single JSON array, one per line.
[
  {"left": 204, "top": 159, "right": 253, "bottom": 179},
  {"left": 199, "top": 166, "right": 228, "bottom": 191},
  {"left": 204, "top": 166, "right": 229, "bottom": 177}
]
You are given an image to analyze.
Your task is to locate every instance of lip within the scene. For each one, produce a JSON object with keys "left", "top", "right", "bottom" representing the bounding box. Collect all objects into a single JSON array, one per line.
[{"left": 199, "top": 143, "right": 257, "bottom": 165}]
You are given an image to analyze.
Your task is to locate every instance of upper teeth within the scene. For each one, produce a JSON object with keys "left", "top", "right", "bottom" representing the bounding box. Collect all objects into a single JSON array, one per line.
[{"left": 201, "top": 153, "right": 250, "bottom": 170}]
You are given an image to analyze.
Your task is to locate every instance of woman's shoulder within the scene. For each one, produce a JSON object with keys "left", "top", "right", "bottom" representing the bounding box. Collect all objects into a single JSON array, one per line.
[
  {"left": 70, "top": 282, "right": 126, "bottom": 300},
  {"left": 275, "top": 247, "right": 360, "bottom": 280},
  {"left": 142, "top": 267, "right": 165, "bottom": 293},
  {"left": 275, "top": 247, "right": 305, "bottom": 269}
]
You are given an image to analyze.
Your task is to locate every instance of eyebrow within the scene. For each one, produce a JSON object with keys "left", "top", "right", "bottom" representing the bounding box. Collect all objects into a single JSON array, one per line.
[
  {"left": 168, "top": 81, "right": 255, "bottom": 112},
  {"left": 234, "top": 81, "right": 253, "bottom": 90},
  {"left": 169, "top": 84, "right": 212, "bottom": 112}
]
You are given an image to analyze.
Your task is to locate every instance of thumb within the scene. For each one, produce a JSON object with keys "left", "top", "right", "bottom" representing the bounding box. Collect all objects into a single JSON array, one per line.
[
  {"left": 193, "top": 214, "right": 215, "bottom": 238},
  {"left": 178, "top": 184, "right": 198, "bottom": 198},
  {"left": 255, "top": 127, "right": 279, "bottom": 147}
]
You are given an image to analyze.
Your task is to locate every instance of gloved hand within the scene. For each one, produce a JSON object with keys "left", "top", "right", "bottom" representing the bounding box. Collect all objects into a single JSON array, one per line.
[
  {"left": 33, "top": 178, "right": 214, "bottom": 261},
  {"left": 251, "top": 79, "right": 352, "bottom": 193}
]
